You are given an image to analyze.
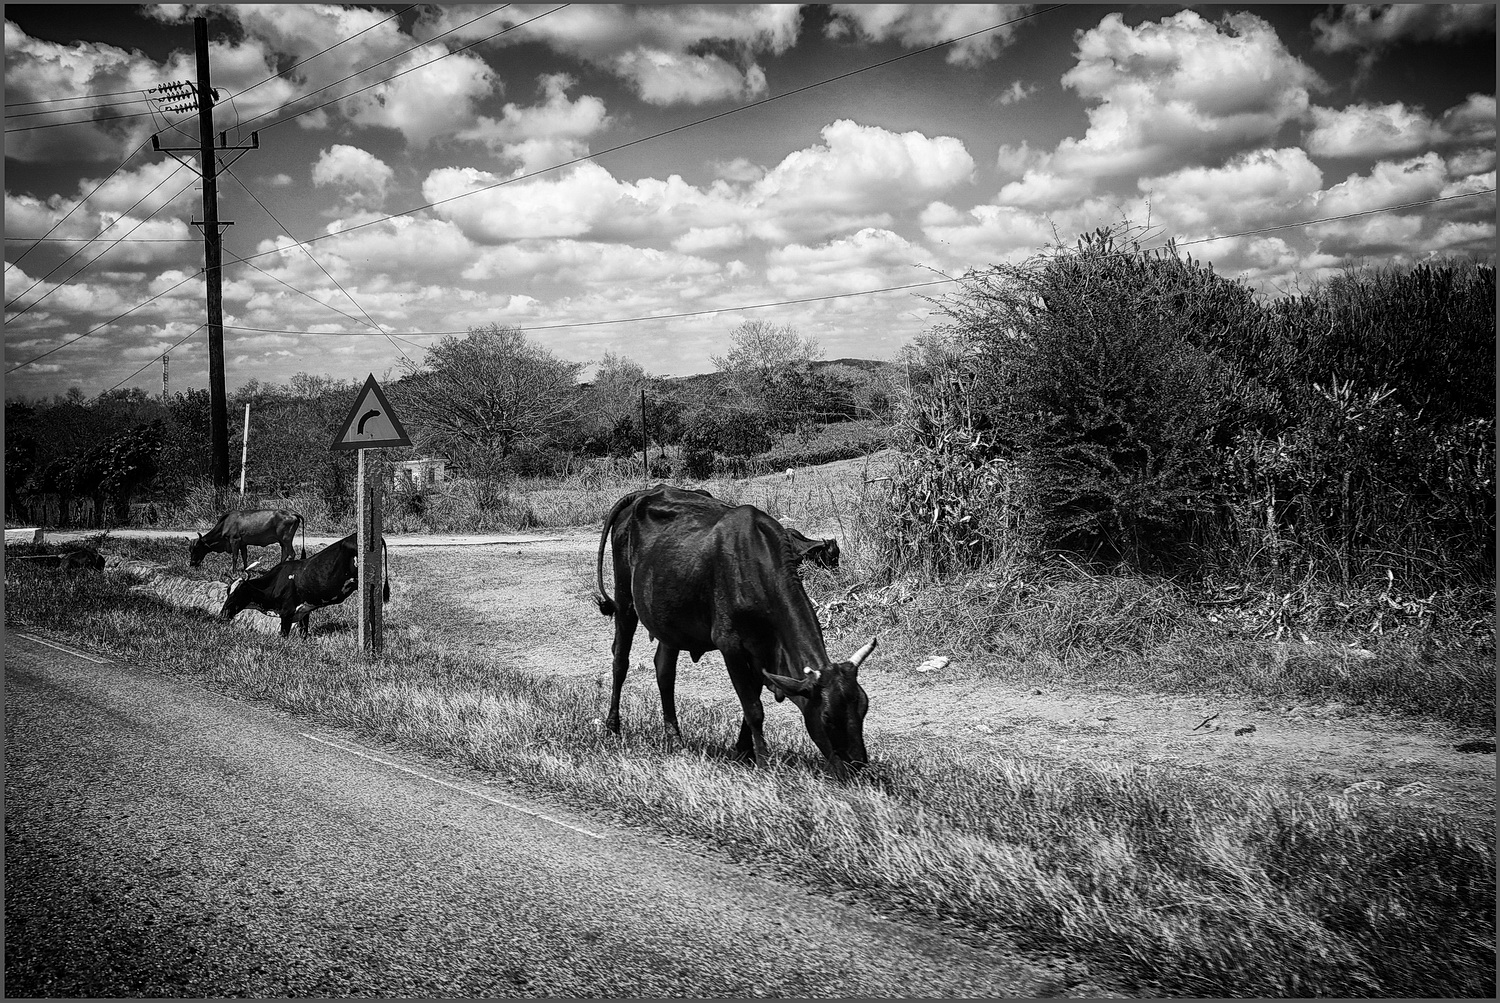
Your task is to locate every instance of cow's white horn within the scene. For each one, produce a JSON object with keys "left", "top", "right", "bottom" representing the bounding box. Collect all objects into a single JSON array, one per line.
[{"left": 848, "top": 637, "right": 878, "bottom": 667}]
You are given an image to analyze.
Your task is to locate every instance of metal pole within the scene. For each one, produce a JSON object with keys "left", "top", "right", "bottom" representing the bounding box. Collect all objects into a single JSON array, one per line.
[
  {"left": 357, "top": 449, "right": 385, "bottom": 656},
  {"left": 195, "top": 16, "right": 230, "bottom": 494},
  {"left": 239, "top": 402, "right": 250, "bottom": 495}
]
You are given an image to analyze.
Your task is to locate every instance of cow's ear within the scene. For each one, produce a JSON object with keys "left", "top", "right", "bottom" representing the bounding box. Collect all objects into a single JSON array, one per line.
[{"left": 762, "top": 669, "right": 815, "bottom": 699}]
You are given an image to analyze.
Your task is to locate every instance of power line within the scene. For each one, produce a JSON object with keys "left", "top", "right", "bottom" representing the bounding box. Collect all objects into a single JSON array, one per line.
[
  {"left": 5, "top": 270, "right": 201, "bottom": 375},
  {"left": 5, "top": 235, "right": 197, "bottom": 244},
  {"left": 5, "top": 164, "right": 198, "bottom": 318},
  {"left": 7, "top": 86, "right": 151, "bottom": 107},
  {"left": 220, "top": 165, "right": 412, "bottom": 364},
  {"left": 226, "top": 5, "right": 1059, "bottom": 268},
  {"left": 94, "top": 324, "right": 205, "bottom": 399},
  {"left": 5, "top": 95, "right": 158, "bottom": 121},
  {"left": 218, "top": 4, "right": 418, "bottom": 108},
  {"left": 3, "top": 105, "right": 189, "bottom": 134},
  {"left": 4, "top": 136, "right": 154, "bottom": 273},
  {"left": 233, "top": 5, "right": 514, "bottom": 134},
  {"left": 219, "top": 278, "right": 959, "bottom": 337},
  {"left": 1172, "top": 189, "right": 1498, "bottom": 248},
  {"left": 209, "top": 185, "right": 1498, "bottom": 340}
]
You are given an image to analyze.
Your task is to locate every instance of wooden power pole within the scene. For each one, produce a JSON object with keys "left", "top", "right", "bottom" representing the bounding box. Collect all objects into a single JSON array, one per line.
[
  {"left": 194, "top": 16, "right": 229, "bottom": 492},
  {"left": 152, "top": 15, "right": 258, "bottom": 496}
]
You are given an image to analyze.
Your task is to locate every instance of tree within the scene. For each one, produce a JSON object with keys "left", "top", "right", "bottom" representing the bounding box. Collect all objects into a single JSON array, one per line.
[
  {"left": 394, "top": 324, "right": 583, "bottom": 487},
  {"left": 711, "top": 320, "right": 825, "bottom": 433}
]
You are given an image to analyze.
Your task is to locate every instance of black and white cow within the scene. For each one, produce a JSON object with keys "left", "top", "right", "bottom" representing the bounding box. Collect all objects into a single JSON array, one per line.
[{"left": 220, "top": 533, "right": 388, "bottom": 637}]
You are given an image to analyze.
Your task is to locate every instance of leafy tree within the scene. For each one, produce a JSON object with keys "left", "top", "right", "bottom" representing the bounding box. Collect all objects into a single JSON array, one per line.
[
  {"left": 393, "top": 324, "right": 583, "bottom": 490},
  {"left": 711, "top": 320, "right": 826, "bottom": 432}
]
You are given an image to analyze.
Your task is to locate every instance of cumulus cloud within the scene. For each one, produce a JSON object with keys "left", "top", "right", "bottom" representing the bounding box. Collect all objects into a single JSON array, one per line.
[
  {"left": 1314, "top": 152, "right": 1450, "bottom": 218},
  {"left": 1312, "top": 4, "right": 1495, "bottom": 63},
  {"left": 764, "top": 228, "right": 928, "bottom": 293},
  {"left": 418, "top": 4, "right": 800, "bottom": 106},
  {"left": 423, "top": 120, "right": 975, "bottom": 247},
  {"left": 995, "top": 170, "right": 1094, "bottom": 209},
  {"left": 312, "top": 145, "right": 395, "bottom": 209},
  {"left": 458, "top": 73, "right": 609, "bottom": 172},
  {"left": 825, "top": 5, "right": 1034, "bottom": 66},
  {"left": 1305, "top": 94, "right": 1496, "bottom": 158},
  {"left": 1054, "top": 11, "right": 1323, "bottom": 178},
  {"left": 1305, "top": 101, "right": 1437, "bottom": 158},
  {"left": 1140, "top": 148, "right": 1324, "bottom": 234}
]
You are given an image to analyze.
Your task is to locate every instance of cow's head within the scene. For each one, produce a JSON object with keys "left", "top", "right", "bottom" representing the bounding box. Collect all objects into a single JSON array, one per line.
[
  {"left": 188, "top": 532, "right": 210, "bottom": 567},
  {"left": 763, "top": 637, "right": 875, "bottom": 780}
]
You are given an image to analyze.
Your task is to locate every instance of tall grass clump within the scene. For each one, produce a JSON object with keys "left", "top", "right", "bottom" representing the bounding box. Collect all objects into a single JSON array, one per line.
[{"left": 7, "top": 559, "right": 1493, "bottom": 999}]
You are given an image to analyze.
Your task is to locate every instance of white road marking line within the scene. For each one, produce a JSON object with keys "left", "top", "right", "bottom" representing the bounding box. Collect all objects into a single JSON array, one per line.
[
  {"left": 300, "top": 733, "right": 603, "bottom": 840},
  {"left": 11, "top": 631, "right": 110, "bottom": 664}
]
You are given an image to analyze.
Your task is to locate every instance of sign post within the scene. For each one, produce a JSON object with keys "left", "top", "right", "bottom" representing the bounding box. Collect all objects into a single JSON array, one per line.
[{"left": 331, "top": 374, "right": 411, "bottom": 657}]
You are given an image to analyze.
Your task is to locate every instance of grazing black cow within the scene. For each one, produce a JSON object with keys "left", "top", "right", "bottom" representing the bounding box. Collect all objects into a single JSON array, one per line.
[
  {"left": 190, "top": 508, "right": 305, "bottom": 570},
  {"left": 595, "top": 484, "right": 875, "bottom": 779},
  {"left": 219, "top": 533, "right": 389, "bottom": 637}
]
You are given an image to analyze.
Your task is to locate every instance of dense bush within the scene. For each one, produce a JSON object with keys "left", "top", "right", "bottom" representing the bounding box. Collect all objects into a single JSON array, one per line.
[{"left": 892, "top": 226, "right": 1495, "bottom": 594}]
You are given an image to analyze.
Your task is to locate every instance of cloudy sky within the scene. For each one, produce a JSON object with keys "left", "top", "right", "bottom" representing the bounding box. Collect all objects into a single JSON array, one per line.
[{"left": 4, "top": 3, "right": 1495, "bottom": 400}]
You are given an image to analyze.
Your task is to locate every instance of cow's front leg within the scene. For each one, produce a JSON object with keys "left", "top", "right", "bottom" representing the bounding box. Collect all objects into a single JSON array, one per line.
[{"left": 725, "top": 655, "right": 770, "bottom": 766}]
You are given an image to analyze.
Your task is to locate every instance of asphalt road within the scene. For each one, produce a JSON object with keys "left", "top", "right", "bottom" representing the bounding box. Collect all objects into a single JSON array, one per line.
[{"left": 5, "top": 631, "right": 1065, "bottom": 998}]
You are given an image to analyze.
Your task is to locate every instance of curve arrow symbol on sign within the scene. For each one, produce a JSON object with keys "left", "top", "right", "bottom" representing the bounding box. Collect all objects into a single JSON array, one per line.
[{"left": 357, "top": 409, "right": 381, "bottom": 434}]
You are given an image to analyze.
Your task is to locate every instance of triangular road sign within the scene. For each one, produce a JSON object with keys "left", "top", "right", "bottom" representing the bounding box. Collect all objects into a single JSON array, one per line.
[{"left": 331, "top": 374, "right": 412, "bottom": 451}]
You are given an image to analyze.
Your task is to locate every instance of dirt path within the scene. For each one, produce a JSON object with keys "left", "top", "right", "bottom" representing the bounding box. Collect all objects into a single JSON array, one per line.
[{"left": 398, "top": 530, "right": 1495, "bottom": 824}]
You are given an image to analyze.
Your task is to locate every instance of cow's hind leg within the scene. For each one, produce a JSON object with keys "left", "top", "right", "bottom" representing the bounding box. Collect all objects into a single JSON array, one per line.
[
  {"left": 605, "top": 609, "right": 638, "bottom": 735},
  {"left": 654, "top": 644, "right": 685, "bottom": 748}
]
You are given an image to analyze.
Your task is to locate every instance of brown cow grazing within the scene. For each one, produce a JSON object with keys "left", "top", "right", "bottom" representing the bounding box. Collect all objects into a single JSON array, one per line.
[
  {"left": 189, "top": 508, "right": 304, "bottom": 570},
  {"left": 595, "top": 484, "right": 875, "bottom": 780}
]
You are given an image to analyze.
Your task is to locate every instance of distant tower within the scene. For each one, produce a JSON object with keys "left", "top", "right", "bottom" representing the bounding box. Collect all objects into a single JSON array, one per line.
[{"left": 162, "top": 351, "right": 170, "bottom": 399}]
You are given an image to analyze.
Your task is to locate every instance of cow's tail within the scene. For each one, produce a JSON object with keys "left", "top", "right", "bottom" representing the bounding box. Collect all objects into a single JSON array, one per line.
[
  {"left": 381, "top": 537, "right": 391, "bottom": 603},
  {"left": 595, "top": 490, "right": 639, "bottom": 617},
  {"left": 296, "top": 511, "right": 307, "bottom": 560}
]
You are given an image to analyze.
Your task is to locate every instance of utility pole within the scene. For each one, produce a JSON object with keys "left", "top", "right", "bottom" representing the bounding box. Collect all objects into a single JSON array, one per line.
[
  {"left": 161, "top": 351, "right": 169, "bottom": 400},
  {"left": 151, "top": 15, "right": 258, "bottom": 498},
  {"left": 640, "top": 388, "right": 649, "bottom": 482},
  {"left": 195, "top": 16, "right": 229, "bottom": 494}
]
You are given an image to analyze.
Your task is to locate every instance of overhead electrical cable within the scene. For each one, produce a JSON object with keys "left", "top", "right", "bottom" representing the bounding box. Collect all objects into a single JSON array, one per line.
[
  {"left": 1171, "top": 189, "right": 1498, "bottom": 247},
  {"left": 217, "top": 3, "right": 419, "bottom": 107},
  {"left": 210, "top": 186, "right": 1499, "bottom": 340},
  {"left": 7, "top": 86, "right": 152, "bottom": 107},
  {"left": 5, "top": 165, "right": 199, "bottom": 318},
  {"left": 220, "top": 165, "right": 413, "bottom": 364},
  {"left": 232, "top": 5, "right": 513, "bottom": 133},
  {"left": 225, "top": 5, "right": 1059, "bottom": 267},
  {"left": 5, "top": 136, "right": 155, "bottom": 272},
  {"left": 95, "top": 323, "right": 205, "bottom": 398},
  {"left": 5, "top": 271, "right": 200, "bottom": 374},
  {"left": 4, "top": 95, "right": 159, "bottom": 121}
]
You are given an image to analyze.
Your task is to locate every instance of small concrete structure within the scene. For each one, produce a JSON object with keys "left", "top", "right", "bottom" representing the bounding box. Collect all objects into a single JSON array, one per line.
[
  {"left": 5, "top": 528, "right": 44, "bottom": 546},
  {"left": 393, "top": 456, "right": 447, "bottom": 487}
]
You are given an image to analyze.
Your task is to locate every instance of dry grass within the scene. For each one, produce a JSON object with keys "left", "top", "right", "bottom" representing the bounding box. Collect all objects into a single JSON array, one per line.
[{"left": 6, "top": 551, "right": 1494, "bottom": 999}]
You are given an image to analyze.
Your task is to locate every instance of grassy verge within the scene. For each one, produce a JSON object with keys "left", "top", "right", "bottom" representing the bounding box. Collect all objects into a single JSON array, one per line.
[
  {"left": 6, "top": 554, "right": 1493, "bottom": 998},
  {"left": 807, "top": 556, "right": 1496, "bottom": 730}
]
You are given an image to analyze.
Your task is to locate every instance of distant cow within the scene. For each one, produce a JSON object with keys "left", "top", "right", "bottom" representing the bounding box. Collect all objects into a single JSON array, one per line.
[
  {"left": 595, "top": 484, "right": 875, "bottom": 780},
  {"left": 220, "top": 533, "right": 388, "bottom": 637},
  {"left": 190, "top": 508, "right": 305, "bottom": 571}
]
